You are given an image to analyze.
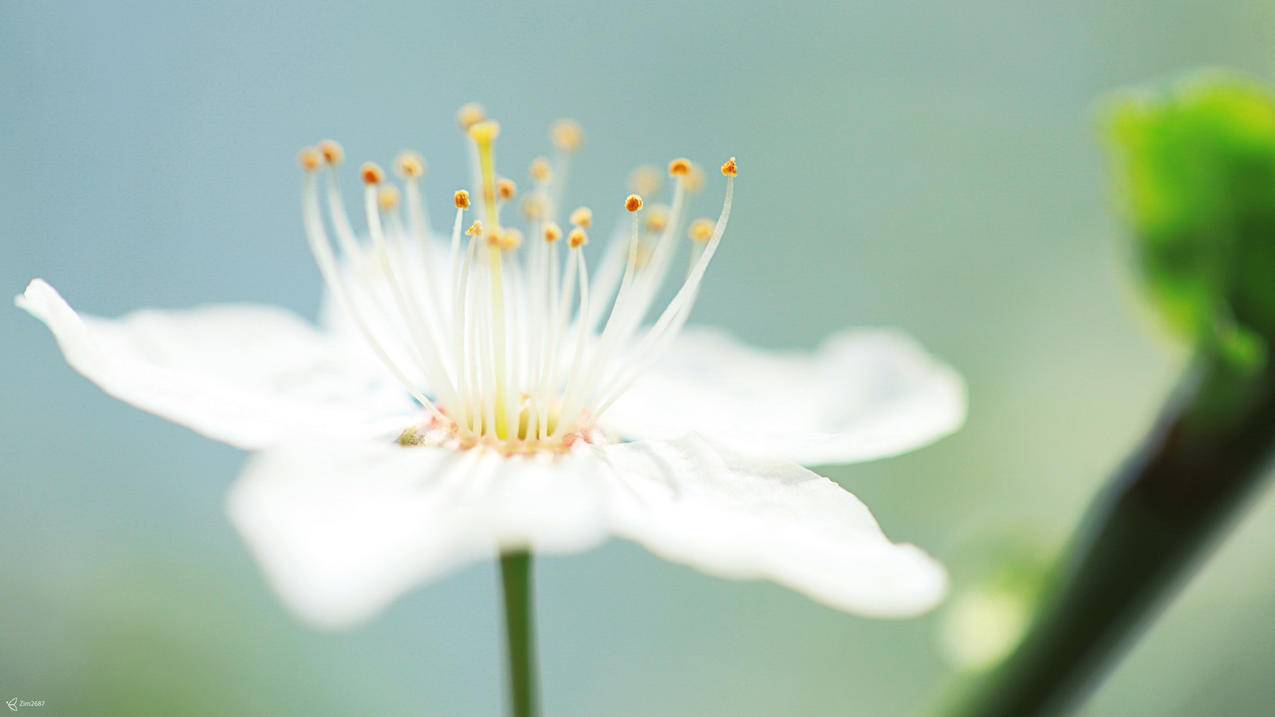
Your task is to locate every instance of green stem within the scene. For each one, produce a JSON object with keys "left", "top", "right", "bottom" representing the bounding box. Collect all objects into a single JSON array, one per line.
[
  {"left": 954, "top": 355, "right": 1275, "bottom": 716},
  {"left": 499, "top": 551, "right": 538, "bottom": 717}
]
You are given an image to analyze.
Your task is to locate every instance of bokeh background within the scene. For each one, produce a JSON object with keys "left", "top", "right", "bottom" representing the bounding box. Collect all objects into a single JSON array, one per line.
[{"left": 4, "top": 2, "right": 1275, "bottom": 715}]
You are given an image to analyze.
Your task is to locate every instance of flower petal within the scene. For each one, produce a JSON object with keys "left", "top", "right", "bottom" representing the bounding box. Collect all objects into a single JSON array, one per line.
[
  {"left": 601, "top": 435, "right": 948, "bottom": 617},
  {"left": 16, "top": 279, "right": 415, "bottom": 449},
  {"left": 228, "top": 434, "right": 943, "bottom": 627},
  {"left": 227, "top": 441, "right": 613, "bottom": 627},
  {"left": 606, "top": 326, "right": 966, "bottom": 465}
]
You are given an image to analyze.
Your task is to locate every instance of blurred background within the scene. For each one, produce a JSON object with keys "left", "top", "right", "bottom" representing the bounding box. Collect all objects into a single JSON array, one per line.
[{"left": 3, "top": 1, "right": 1275, "bottom": 714}]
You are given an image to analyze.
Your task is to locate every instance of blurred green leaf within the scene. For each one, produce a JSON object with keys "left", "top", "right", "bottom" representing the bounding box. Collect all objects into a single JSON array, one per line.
[{"left": 1106, "top": 71, "right": 1275, "bottom": 370}]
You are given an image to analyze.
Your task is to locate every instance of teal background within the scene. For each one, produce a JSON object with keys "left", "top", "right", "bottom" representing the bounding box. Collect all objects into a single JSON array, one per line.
[{"left": 3, "top": 1, "right": 1275, "bottom": 714}]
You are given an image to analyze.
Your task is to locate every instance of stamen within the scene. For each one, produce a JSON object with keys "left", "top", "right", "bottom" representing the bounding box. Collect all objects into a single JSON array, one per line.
[
  {"left": 568, "top": 227, "right": 588, "bottom": 248},
  {"left": 497, "top": 178, "right": 517, "bottom": 202},
  {"left": 455, "top": 190, "right": 472, "bottom": 210},
  {"left": 668, "top": 158, "right": 692, "bottom": 176},
  {"left": 318, "top": 140, "right": 344, "bottom": 166},
  {"left": 625, "top": 194, "right": 645, "bottom": 213},
  {"left": 629, "top": 165, "right": 662, "bottom": 197},
  {"left": 530, "top": 157, "right": 552, "bottom": 184},
  {"left": 550, "top": 119, "right": 584, "bottom": 153},
  {"left": 569, "top": 207, "right": 593, "bottom": 228},
  {"left": 395, "top": 151, "right": 426, "bottom": 179},
  {"left": 645, "top": 204, "right": 670, "bottom": 233},
  {"left": 377, "top": 185, "right": 401, "bottom": 212},
  {"left": 457, "top": 103, "right": 486, "bottom": 130},
  {"left": 689, "top": 217, "right": 715, "bottom": 243},
  {"left": 298, "top": 147, "right": 322, "bottom": 173},
  {"left": 361, "top": 162, "right": 385, "bottom": 186},
  {"left": 544, "top": 223, "right": 563, "bottom": 243},
  {"left": 467, "top": 221, "right": 484, "bottom": 237}
]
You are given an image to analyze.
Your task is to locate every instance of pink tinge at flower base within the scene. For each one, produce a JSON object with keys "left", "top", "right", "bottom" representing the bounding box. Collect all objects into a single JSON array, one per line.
[{"left": 17, "top": 105, "right": 966, "bottom": 628}]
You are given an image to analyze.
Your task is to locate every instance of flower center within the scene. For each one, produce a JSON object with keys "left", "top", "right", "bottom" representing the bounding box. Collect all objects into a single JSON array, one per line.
[{"left": 297, "top": 106, "right": 736, "bottom": 455}]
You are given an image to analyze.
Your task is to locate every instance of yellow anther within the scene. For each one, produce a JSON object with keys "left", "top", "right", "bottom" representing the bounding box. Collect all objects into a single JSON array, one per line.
[
  {"left": 454, "top": 190, "right": 471, "bottom": 210},
  {"left": 684, "top": 164, "right": 706, "bottom": 194},
  {"left": 645, "top": 204, "right": 670, "bottom": 233},
  {"left": 568, "top": 227, "right": 588, "bottom": 248},
  {"left": 378, "top": 185, "right": 401, "bottom": 212},
  {"left": 569, "top": 206, "right": 593, "bottom": 228},
  {"left": 721, "top": 156, "right": 738, "bottom": 177},
  {"left": 318, "top": 140, "right": 344, "bottom": 166},
  {"left": 521, "top": 196, "right": 545, "bottom": 221},
  {"left": 668, "top": 158, "right": 693, "bottom": 176},
  {"left": 543, "top": 222, "right": 563, "bottom": 243},
  {"left": 529, "top": 157, "right": 552, "bottom": 183},
  {"left": 497, "top": 177, "right": 517, "bottom": 201},
  {"left": 500, "top": 228, "right": 524, "bottom": 251},
  {"left": 625, "top": 194, "right": 644, "bottom": 213},
  {"left": 361, "top": 162, "right": 385, "bottom": 185},
  {"left": 395, "top": 151, "right": 426, "bottom": 179},
  {"left": 298, "top": 147, "right": 322, "bottom": 173},
  {"left": 688, "top": 217, "right": 715, "bottom": 243},
  {"left": 468, "top": 119, "right": 501, "bottom": 144},
  {"left": 629, "top": 165, "right": 662, "bottom": 196},
  {"left": 550, "top": 119, "right": 584, "bottom": 153},
  {"left": 466, "top": 220, "right": 484, "bottom": 237},
  {"left": 457, "top": 103, "right": 486, "bottom": 130}
]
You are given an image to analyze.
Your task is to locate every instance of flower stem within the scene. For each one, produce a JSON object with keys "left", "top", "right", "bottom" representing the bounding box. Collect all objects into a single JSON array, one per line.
[
  {"left": 953, "top": 355, "right": 1275, "bottom": 715},
  {"left": 499, "top": 551, "right": 538, "bottom": 717}
]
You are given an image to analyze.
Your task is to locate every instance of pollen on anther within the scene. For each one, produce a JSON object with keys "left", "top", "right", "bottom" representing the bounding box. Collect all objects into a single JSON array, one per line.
[
  {"left": 569, "top": 206, "right": 593, "bottom": 228},
  {"left": 530, "top": 157, "right": 552, "bottom": 183},
  {"left": 721, "top": 157, "right": 738, "bottom": 177},
  {"left": 568, "top": 227, "right": 588, "bottom": 248},
  {"left": 395, "top": 151, "right": 426, "bottom": 179},
  {"left": 318, "top": 140, "right": 345, "bottom": 166},
  {"left": 454, "top": 190, "right": 471, "bottom": 210},
  {"left": 466, "top": 220, "right": 484, "bottom": 237},
  {"left": 544, "top": 223, "right": 563, "bottom": 243},
  {"left": 688, "top": 217, "right": 715, "bottom": 243},
  {"left": 551, "top": 119, "right": 584, "bottom": 153},
  {"left": 497, "top": 178, "right": 517, "bottom": 201},
  {"left": 457, "top": 103, "right": 486, "bottom": 130},
  {"left": 361, "top": 162, "right": 385, "bottom": 185},
  {"left": 500, "top": 228, "right": 524, "bottom": 251},
  {"left": 645, "top": 204, "right": 670, "bottom": 232},
  {"left": 521, "top": 196, "right": 545, "bottom": 220},
  {"left": 468, "top": 119, "right": 501, "bottom": 144},
  {"left": 630, "top": 165, "right": 662, "bottom": 196},
  {"left": 378, "top": 185, "right": 401, "bottom": 212},
  {"left": 298, "top": 147, "right": 322, "bottom": 173},
  {"left": 625, "top": 194, "right": 644, "bottom": 213},
  {"left": 668, "top": 158, "right": 692, "bottom": 177}
]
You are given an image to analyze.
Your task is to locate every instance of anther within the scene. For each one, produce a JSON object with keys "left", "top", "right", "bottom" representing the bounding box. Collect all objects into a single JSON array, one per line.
[
  {"left": 497, "top": 178, "right": 517, "bottom": 201},
  {"left": 688, "top": 218, "right": 715, "bottom": 243},
  {"left": 467, "top": 220, "right": 484, "bottom": 237},
  {"left": 361, "top": 162, "right": 385, "bottom": 185},
  {"left": 569, "top": 206, "right": 593, "bottom": 228},
  {"left": 551, "top": 119, "right": 584, "bottom": 153},
  {"left": 684, "top": 164, "right": 706, "bottom": 194},
  {"left": 395, "top": 151, "right": 426, "bottom": 179},
  {"left": 454, "top": 190, "right": 472, "bottom": 210},
  {"left": 668, "top": 158, "right": 693, "bottom": 176},
  {"left": 378, "top": 185, "right": 401, "bottom": 212},
  {"left": 521, "top": 196, "right": 545, "bottom": 220},
  {"left": 457, "top": 103, "right": 486, "bottom": 131},
  {"left": 625, "top": 194, "right": 644, "bottom": 213},
  {"left": 529, "top": 157, "right": 552, "bottom": 183},
  {"left": 629, "top": 165, "right": 662, "bottom": 196},
  {"left": 645, "top": 204, "right": 670, "bottom": 232},
  {"left": 468, "top": 119, "right": 501, "bottom": 144},
  {"left": 500, "top": 228, "right": 524, "bottom": 251},
  {"left": 544, "top": 223, "right": 563, "bottom": 243},
  {"left": 721, "top": 156, "right": 738, "bottom": 177},
  {"left": 318, "top": 140, "right": 344, "bottom": 166},
  {"left": 298, "top": 147, "right": 322, "bottom": 173},
  {"left": 568, "top": 227, "right": 588, "bottom": 248}
]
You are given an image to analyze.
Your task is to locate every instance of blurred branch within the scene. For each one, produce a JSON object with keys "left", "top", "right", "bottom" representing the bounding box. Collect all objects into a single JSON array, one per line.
[{"left": 954, "top": 354, "right": 1275, "bottom": 715}]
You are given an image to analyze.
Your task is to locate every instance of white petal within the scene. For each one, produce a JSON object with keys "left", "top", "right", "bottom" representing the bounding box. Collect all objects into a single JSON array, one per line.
[
  {"left": 601, "top": 435, "right": 948, "bottom": 617},
  {"left": 227, "top": 440, "right": 612, "bottom": 627},
  {"left": 606, "top": 326, "right": 966, "bottom": 465},
  {"left": 228, "top": 434, "right": 943, "bottom": 628},
  {"left": 16, "top": 279, "right": 415, "bottom": 449}
]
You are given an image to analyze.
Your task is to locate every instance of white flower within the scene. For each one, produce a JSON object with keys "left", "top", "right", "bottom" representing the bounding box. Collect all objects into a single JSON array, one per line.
[{"left": 16, "top": 109, "right": 965, "bottom": 628}]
